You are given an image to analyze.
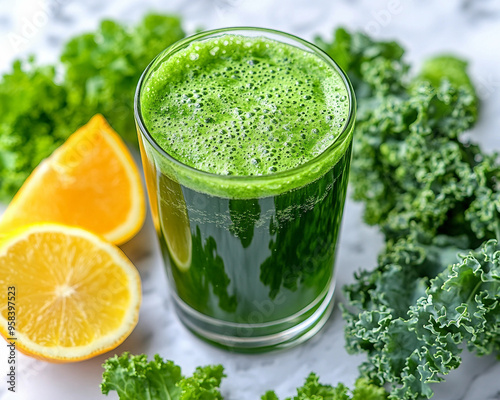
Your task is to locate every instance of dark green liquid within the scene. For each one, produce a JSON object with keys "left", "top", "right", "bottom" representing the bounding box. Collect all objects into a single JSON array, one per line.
[
  {"left": 155, "top": 145, "right": 351, "bottom": 326},
  {"left": 138, "top": 33, "right": 354, "bottom": 349}
]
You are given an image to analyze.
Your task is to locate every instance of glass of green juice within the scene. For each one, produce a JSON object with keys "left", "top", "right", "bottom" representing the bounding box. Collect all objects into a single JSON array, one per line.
[{"left": 134, "top": 27, "right": 355, "bottom": 352}]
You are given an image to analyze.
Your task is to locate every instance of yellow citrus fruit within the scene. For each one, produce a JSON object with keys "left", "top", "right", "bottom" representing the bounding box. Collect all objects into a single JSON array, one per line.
[
  {"left": 158, "top": 174, "right": 192, "bottom": 272},
  {"left": 0, "top": 223, "right": 141, "bottom": 362},
  {"left": 0, "top": 114, "right": 145, "bottom": 245}
]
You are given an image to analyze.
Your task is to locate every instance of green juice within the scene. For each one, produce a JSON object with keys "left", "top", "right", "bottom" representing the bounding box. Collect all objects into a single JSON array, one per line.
[{"left": 137, "top": 30, "right": 355, "bottom": 351}]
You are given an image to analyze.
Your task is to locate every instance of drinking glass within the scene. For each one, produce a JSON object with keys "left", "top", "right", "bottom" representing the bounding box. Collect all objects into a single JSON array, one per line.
[{"left": 135, "top": 27, "right": 356, "bottom": 352}]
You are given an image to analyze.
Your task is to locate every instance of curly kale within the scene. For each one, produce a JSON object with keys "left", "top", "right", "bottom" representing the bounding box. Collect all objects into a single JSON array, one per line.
[
  {"left": 318, "top": 28, "right": 500, "bottom": 399},
  {"left": 101, "top": 353, "right": 225, "bottom": 400},
  {"left": 315, "top": 27, "right": 407, "bottom": 99},
  {"left": 344, "top": 240, "right": 500, "bottom": 399},
  {"left": 262, "top": 374, "right": 388, "bottom": 400},
  {"left": 317, "top": 30, "right": 486, "bottom": 240},
  {"left": 102, "top": 354, "right": 387, "bottom": 400}
]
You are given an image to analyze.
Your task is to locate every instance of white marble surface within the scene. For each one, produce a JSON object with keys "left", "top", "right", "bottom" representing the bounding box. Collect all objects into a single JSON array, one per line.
[{"left": 1, "top": 0, "right": 500, "bottom": 399}]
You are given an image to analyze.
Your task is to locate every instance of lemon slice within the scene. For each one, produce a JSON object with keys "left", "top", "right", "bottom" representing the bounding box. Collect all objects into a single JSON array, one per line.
[{"left": 0, "top": 223, "right": 141, "bottom": 362}]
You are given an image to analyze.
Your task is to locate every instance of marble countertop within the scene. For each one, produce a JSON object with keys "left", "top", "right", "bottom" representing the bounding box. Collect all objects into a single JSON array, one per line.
[{"left": 1, "top": 0, "right": 500, "bottom": 399}]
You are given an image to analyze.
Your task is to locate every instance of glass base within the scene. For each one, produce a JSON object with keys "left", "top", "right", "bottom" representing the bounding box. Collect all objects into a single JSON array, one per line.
[{"left": 171, "top": 282, "right": 335, "bottom": 353}]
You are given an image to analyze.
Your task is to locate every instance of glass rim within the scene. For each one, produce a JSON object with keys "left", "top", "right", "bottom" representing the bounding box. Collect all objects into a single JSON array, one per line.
[{"left": 134, "top": 26, "right": 356, "bottom": 187}]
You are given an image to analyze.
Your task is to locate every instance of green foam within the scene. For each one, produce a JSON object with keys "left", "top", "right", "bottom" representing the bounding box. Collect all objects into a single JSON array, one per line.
[{"left": 141, "top": 35, "right": 350, "bottom": 178}]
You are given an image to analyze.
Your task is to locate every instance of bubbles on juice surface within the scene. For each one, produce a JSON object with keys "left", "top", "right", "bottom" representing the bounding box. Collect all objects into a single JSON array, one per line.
[{"left": 142, "top": 35, "right": 350, "bottom": 177}]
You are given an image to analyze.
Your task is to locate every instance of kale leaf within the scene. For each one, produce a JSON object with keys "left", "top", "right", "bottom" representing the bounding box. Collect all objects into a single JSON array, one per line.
[
  {"left": 102, "top": 354, "right": 387, "bottom": 400},
  {"left": 101, "top": 353, "right": 224, "bottom": 400},
  {"left": 344, "top": 240, "right": 500, "bottom": 399},
  {"left": 318, "top": 28, "right": 500, "bottom": 399},
  {"left": 262, "top": 374, "right": 388, "bottom": 400}
]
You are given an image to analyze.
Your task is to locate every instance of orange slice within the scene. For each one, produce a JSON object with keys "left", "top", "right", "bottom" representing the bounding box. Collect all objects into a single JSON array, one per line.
[
  {"left": 0, "top": 114, "right": 145, "bottom": 245},
  {"left": 0, "top": 223, "right": 141, "bottom": 362}
]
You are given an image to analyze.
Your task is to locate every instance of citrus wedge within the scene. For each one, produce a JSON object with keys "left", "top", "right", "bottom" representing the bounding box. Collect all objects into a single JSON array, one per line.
[
  {"left": 0, "top": 114, "right": 145, "bottom": 245},
  {"left": 158, "top": 174, "right": 192, "bottom": 272},
  {"left": 0, "top": 223, "right": 141, "bottom": 362}
]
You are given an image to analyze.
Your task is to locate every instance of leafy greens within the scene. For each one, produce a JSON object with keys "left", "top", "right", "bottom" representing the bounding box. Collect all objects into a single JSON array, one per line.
[
  {"left": 261, "top": 374, "right": 388, "bottom": 400},
  {"left": 101, "top": 353, "right": 225, "bottom": 400},
  {"left": 101, "top": 353, "right": 386, "bottom": 400},
  {"left": 0, "top": 14, "right": 185, "bottom": 202},
  {"left": 316, "top": 28, "right": 500, "bottom": 399}
]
